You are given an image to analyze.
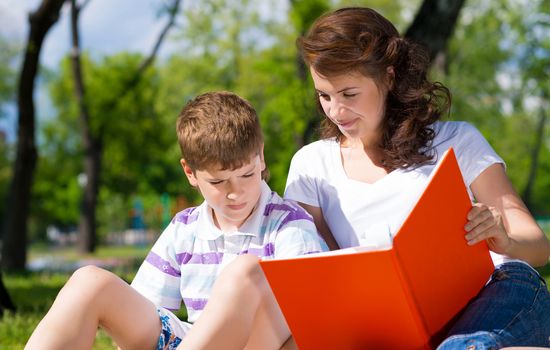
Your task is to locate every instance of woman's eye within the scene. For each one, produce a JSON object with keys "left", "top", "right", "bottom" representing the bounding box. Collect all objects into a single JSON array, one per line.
[
  {"left": 343, "top": 93, "right": 357, "bottom": 98},
  {"left": 318, "top": 93, "right": 330, "bottom": 101}
]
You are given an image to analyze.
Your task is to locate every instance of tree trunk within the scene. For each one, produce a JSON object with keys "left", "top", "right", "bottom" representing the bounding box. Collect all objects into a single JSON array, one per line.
[
  {"left": 70, "top": 0, "right": 181, "bottom": 253},
  {"left": 0, "top": 271, "right": 16, "bottom": 317},
  {"left": 1, "top": 0, "right": 66, "bottom": 271},
  {"left": 404, "top": 0, "right": 466, "bottom": 69},
  {"left": 77, "top": 138, "right": 102, "bottom": 252},
  {"left": 70, "top": 0, "right": 101, "bottom": 253},
  {"left": 521, "top": 98, "right": 547, "bottom": 212}
]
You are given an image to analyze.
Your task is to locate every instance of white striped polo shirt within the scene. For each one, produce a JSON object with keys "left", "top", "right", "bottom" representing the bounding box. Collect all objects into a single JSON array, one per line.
[{"left": 131, "top": 181, "right": 326, "bottom": 323}]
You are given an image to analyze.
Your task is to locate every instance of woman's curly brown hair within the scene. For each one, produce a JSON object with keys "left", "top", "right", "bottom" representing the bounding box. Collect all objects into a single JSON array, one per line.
[{"left": 298, "top": 7, "right": 451, "bottom": 169}]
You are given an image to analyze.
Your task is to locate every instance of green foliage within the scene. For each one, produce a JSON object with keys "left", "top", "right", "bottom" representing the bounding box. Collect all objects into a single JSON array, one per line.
[
  {"left": 439, "top": 0, "right": 550, "bottom": 214},
  {"left": 34, "top": 52, "right": 184, "bottom": 240},
  {"left": 19, "top": 0, "right": 550, "bottom": 243},
  {"left": 334, "top": 0, "right": 420, "bottom": 32},
  {"left": 290, "top": 0, "right": 330, "bottom": 34},
  {"left": 0, "top": 34, "right": 17, "bottom": 111}
]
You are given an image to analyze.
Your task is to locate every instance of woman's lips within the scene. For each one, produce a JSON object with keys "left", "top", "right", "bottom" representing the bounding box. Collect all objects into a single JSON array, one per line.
[{"left": 337, "top": 118, "right": 357, "bottom": 130}]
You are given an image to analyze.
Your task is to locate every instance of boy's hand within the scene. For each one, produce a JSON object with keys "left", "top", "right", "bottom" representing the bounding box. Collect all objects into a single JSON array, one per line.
[{"left": 464, "top": 203, "right": 512, "bottom": 255}]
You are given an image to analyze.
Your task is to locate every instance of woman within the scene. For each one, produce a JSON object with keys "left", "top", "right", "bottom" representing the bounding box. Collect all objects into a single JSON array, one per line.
[{"left": 284, "top": 7, "right": 550, "bottom": 349}]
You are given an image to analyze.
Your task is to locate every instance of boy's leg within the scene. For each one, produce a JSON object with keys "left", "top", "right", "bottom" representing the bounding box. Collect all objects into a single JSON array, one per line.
[
  {"left": 179, "top": 254, "right": 290, "bottom": 350},
  {"left": 25, "top": 265, "right": 161, "bottom": 350}
]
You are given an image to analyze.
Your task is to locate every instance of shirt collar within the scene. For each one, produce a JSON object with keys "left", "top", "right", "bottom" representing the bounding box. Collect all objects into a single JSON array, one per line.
[{"left": 197, "top": 181, "right": 271, "bottom": 240}]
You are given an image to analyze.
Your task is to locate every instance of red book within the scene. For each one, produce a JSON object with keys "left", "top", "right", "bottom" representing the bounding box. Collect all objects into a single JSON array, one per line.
[{"left": 260, "top": 148, "right": 494, "bottom": 350}]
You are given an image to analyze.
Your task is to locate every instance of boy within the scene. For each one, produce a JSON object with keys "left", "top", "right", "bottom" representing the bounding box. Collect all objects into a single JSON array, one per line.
[{"left": 25, "top": 91, "right": 326, "bottom": 350}]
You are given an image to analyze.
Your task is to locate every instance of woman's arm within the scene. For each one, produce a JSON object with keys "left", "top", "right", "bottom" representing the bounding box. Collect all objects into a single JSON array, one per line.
[
  {"left": 297, "top": 202, "right": 340, "bottom": 251},
  {"left": 468, "top": 163, "right": 550, "bottom": 267}
]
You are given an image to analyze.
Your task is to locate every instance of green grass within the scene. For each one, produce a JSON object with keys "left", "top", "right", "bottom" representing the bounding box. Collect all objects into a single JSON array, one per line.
[
  {"left": 536, "top": 263, "right": 550, "bottom": 284},
  {"left": 0, "top": 245, "right": 153, "bottom": 349},
  {"left": 1, "top": 271, "right": 117, "bottom": 350}
]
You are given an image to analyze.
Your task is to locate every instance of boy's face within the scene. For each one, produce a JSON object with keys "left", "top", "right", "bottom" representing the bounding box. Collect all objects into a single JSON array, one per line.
[{"left": 181, "top": 150, "right": 266, "bottom": 232}]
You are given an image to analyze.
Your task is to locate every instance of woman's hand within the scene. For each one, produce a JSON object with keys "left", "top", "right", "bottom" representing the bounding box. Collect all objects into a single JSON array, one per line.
[
  {"left": 464, "top": 202, "right": 512, "bottom": 255},
  {"left": 469, "top": 163, "right": 550, "bottom": 266}
]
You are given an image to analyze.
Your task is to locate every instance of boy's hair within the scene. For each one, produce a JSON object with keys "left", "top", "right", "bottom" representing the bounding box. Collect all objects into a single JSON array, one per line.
[{"left": 177, "top": 91, "right": 266, "bottom": 177}]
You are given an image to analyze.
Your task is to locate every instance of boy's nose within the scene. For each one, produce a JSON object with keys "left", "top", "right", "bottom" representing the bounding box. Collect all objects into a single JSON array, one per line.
[
  {"left": 226, "top": 192, "right": 238, "bottom": 200},
  {"left": 225, "top": 181, "right": 241, "bottom": 200}
]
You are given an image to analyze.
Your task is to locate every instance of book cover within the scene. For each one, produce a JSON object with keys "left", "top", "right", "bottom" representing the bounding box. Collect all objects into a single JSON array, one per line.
[{"left": 259, "top": 148, "right": 494, "bottom": 350}]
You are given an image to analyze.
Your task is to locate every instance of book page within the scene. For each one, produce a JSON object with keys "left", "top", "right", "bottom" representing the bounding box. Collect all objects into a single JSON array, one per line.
[{"left": 263, "top": 244, "right": 384, "bottom": 261}]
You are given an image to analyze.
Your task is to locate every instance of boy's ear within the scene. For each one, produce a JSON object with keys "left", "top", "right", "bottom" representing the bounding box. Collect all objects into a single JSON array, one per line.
[{"left": 180, "top": 159, "right": 198, "bottom": 187}]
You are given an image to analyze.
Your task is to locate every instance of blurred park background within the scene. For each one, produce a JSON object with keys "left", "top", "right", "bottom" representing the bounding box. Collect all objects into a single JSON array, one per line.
[{"left": 0, "top": 0, "right": 549, "bottom": 348}]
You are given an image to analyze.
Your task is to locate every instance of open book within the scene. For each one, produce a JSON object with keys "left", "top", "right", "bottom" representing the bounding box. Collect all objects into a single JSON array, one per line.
[{"left": 259, "top": 148, "right": 494, "bottom": 350}]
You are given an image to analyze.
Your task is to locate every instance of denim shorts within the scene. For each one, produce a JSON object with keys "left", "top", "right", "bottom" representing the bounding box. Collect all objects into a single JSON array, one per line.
[
  {"left": 437, "top": 261, "right": 550, "bottom": 350},
  {"left": 156, "top": 308, "right": 191, "bottom": 350}
]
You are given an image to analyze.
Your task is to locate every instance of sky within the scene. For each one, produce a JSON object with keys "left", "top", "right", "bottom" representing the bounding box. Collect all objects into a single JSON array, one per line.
[{"left": 0, "top": 0, "right": 179, "bottom": 142}]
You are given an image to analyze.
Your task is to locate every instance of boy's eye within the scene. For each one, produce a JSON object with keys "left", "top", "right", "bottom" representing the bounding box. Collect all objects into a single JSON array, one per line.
[
  {"left": 242, "top": 173, "right": 254, "bottom": 178},
  {"left": 208, "top": 180, "right": 223, "bottom": 185}
]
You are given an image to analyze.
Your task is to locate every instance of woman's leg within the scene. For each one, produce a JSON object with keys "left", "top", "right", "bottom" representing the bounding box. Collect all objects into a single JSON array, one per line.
[
  {"left": 179, "top": 254, "right": 291, "bottom": 350},
  {"left": 437, "top": 262, "right": 550, "bottom": 350},
  {"left": 25, "top": 265, "right": 161, "bottom": 350}
]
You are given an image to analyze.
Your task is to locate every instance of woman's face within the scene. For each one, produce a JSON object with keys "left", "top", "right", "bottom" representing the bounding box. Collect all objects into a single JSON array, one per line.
[{"left": 310, "top": 67, "right": 388, "bottom": 143}]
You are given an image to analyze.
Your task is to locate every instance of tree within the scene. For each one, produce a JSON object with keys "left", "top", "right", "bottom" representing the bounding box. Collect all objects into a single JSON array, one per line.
[
  {"left": 37, "top": 52, "right": 176, "bottom": 242},
  {"left": 0, "top": 271, "right": 16, "bottom": 316},
  {"left": 513, "top": 0, "right": 550, "bottom": 212},
  {"left": 69, "top": 0, "right": 181, "bottom": 252},
  {"left": 0, "top": 32, "right": 18, "bottom": 240},
  {"left": 0, "top": 34, "right": 18, "bottom": 317},
  {"left": 441, "top": 0, "right": 550, "bottom": 215},
  {"left": 70, "top": 0, "right": 100, "bottom": 252},
  {"left": 1, "top": 0, "right": 66, "bottom": 271},
  {"left": 522, "top": 100, "right": 547, "bottom": 211},
  {"left": 405, "top": 0, "right": 467, "bottom": 70}
]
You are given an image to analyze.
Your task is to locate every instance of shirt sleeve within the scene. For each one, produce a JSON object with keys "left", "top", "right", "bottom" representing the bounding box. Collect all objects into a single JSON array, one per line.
[
  {"left": 284, "top": 145, "right": 321, "bottom": 207},
  {"left": 453, "top": 122, "right": 504, "bottom": 187},
  {"left": 271, "top": 207, "right": 329, "bottom": 259},
  {"left": 131, "top": 222, "right": 183, "bottom": 310}
]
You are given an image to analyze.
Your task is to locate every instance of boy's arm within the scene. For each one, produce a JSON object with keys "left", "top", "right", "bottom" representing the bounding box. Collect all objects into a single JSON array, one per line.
[
  {"left": 131, "top": 221, "right": 183, "bottom": 310},
  {"left": 272, "top": 213, "right": 329, "bottom": 259}
]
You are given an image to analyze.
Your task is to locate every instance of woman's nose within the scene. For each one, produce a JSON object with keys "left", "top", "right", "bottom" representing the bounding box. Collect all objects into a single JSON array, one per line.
[{"left": 328, "top": 101, "right": 344, "bottom": 119}]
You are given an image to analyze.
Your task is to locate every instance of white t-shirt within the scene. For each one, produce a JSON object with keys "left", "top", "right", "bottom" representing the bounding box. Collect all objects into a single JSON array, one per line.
[{"left": 285, "top": 121, "right": 509, "bottom": 265}]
